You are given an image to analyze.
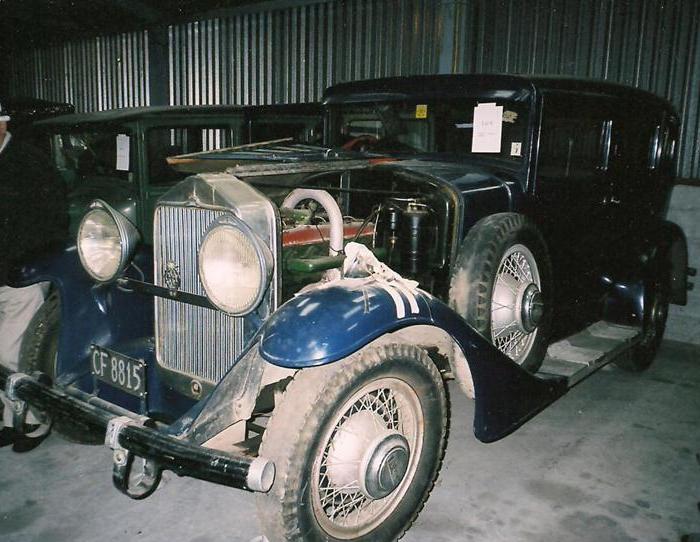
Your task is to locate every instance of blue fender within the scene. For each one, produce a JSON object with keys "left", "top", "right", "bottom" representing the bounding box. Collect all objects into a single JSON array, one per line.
[
  {"left": 9, "top": 244, "right": 153, "bottom": 390},
  {"left": 259, "top": 281, "right": 567, "bottom": 442}
]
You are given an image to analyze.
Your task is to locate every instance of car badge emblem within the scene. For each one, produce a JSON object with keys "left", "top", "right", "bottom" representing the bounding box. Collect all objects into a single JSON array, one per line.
[{"left": 163, "top": 260, "right": 181, "bottom": 295}]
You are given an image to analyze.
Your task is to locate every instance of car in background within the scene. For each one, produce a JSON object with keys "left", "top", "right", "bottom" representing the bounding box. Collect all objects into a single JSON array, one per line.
[
  {"left": 3, "top": 97, "right": 74, "bottom": 134},
  {"left": 31, "top": 102, "right": 322, "bottom": 238},
  {"left": 2, "top": 75, "right": 691, "bottom": 542}
]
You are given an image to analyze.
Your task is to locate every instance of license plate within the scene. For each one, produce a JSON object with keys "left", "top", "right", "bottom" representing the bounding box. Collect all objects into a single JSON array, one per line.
[{"left": 90, "top": 345, "right": 146, "bottom": 397}]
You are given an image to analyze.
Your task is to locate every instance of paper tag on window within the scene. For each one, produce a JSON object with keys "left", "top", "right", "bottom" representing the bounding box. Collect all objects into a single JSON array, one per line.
[
  {"left": 116, "top": 134, "right": 130, "bottom": 171},
  {"left": 415, "top": 104, "right": 428, "bottom": 119},
  {"left": 511, "top": 142, "right": 522, "bottom": 156},
  {"left": 471, "top": 103, "right": 503, "bottom": 153}
]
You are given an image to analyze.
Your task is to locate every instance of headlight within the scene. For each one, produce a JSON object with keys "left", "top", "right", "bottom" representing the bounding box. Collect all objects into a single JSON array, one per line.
[
  {"left": 77, "top": 200, "right": 139, "bottom": 282},
  {"left": 198, "top": 217, "right": 272, "bottom": 316}
]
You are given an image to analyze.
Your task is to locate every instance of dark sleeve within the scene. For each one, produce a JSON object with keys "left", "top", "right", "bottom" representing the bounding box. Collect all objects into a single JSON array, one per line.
[{"left": 1, "top": 140, "right": 69, "bottom": 265}]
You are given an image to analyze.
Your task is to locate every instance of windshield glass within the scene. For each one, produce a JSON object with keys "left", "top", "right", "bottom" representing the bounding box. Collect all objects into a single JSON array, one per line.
[
  {"left": 48, "top": 129, "right": 134, "bottom": 189},
  {"left": 329, "top": 97, "right": 531, "bottom": 164}
]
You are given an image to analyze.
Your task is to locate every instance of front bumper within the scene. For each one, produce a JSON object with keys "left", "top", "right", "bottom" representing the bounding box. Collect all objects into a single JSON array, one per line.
[{"left": 0, "top": 366, "right": 274, "bottom": 497}]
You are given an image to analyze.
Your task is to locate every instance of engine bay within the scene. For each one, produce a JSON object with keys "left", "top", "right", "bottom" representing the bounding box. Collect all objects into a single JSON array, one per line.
[{"left": 256, "top": 165, "right": 458, "bottom": 300}]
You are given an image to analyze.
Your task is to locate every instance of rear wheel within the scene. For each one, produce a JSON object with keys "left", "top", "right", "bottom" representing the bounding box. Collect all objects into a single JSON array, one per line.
[
  {"left": 615, "top": 273, "right": 669, "bottom": 372},
  {"left": 257, "top": 343, "right": 447, "bottom": 542}
]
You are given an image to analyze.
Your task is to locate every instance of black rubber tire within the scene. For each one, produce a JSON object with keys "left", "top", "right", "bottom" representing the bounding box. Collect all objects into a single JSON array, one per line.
[
  {"left": 256, "top": 343, "right": 447, "bottom": 542},
  {"left": 19, "top": 290, "right": 60, "bottom": 378},
  {"left": 449, "top": 213, "right": 553, "bottom": 372},
  {"left": 615, "top": 273, "right": 670, "bottom": 372},
  {"left": 19, "top": 290, "right": 102, "bottom": 444}
]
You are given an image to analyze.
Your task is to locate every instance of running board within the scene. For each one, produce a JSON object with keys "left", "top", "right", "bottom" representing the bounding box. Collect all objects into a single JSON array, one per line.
[{"left": 536, "top": 322, "right": 641, "bottom": 387}]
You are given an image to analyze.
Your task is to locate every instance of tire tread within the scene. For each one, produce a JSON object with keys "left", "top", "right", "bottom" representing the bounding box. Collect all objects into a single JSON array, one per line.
[{"left": 257, "top": 343, "right": 447, "bottom": 542}]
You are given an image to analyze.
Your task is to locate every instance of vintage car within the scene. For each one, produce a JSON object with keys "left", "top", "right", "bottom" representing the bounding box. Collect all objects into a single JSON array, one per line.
[
  {"left": 1, "top": 75, "right": 690, "bottom": 542},
  {"left": 31, "top": 102, "right": 322, "bottom": 237},
  {"left": 2, "top": 97, "right": 75, "bottom": 133}
]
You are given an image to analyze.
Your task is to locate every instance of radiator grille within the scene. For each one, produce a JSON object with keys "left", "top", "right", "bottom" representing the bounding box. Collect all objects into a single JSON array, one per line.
[{"left": 154, "top": 205, "right": 245, "bottom": 383}]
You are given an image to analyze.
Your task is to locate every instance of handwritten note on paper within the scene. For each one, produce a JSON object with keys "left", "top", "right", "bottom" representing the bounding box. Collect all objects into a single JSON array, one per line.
[
  {"left": 471, "top": 103, "right": 503, "bottom": 153},
  {"left": 116, "top": 134, "right": 130, "bottom": 171}
]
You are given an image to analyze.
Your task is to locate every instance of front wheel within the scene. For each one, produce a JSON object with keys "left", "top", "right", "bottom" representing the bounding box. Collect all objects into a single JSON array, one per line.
[
  {"left": 19, "top": 290, "right": 102, "bottom": 444},
  {"left": 257, "top": 343, "right": 447, "bottom": 542},
  {"left": 449, "top": 213, "right": 553, "bottom": 372}
]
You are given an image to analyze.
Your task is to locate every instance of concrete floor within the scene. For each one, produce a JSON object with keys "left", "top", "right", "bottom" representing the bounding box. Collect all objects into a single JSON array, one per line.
[{"left": 1, "top": 340, "right": 699, "bottom": 542}]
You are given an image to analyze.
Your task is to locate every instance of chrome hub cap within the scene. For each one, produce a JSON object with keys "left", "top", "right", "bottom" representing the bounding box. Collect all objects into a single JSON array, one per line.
[
  {"left": 521, "top": 283, "right": 544, "bottom": 333},
  {"left": 491, "top": 244, "right": 542, "bottom": 364},
  {"left": 325, "top": 411, "right": 410, "bottom": 499},
  {"left": 362, "top": 432, "right": 410, "bottom": 499},
  {"left": 312, "top": 379, "right": 423, "bottom": 538}
]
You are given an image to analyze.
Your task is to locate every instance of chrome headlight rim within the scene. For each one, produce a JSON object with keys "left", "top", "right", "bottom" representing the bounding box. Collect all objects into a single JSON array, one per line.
[
  {"left": 77, "top": 199, "right": 139, "bottom": 283},
  {"left": 198, "top": 214, "right": 273, "bottom": 317}
]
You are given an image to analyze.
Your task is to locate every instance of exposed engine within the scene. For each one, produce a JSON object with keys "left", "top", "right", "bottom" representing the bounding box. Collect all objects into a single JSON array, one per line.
[{"left": 277, "top": 188, "right": 441, "bottom": 297}]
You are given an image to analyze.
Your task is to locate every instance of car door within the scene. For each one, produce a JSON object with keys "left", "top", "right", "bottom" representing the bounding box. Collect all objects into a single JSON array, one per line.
[
  {"left": 607, "top": 104, "right": 673, "bottom": 234},
  {"left": 530, "top": 92, "right": 614, "bottom": 312}
]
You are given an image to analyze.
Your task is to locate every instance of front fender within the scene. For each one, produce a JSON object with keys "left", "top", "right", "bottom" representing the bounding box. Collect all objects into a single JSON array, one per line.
[
  {"left": 259, "top": 281, "right": 566, "bottom": 442},
  {"left": 9, "top": 244, "right": 153, "bottom": 388}
]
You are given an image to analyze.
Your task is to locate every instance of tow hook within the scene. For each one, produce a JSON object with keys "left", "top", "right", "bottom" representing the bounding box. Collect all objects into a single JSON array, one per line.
[
  {"left": 5, "top": 373, "right": 30, "bottom": 432},
  {"left": 105, "top": 416, "right": 163, "bottom": 500}
]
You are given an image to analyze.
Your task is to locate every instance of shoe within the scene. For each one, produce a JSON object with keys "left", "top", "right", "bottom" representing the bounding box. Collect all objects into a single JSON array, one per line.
[
  {"left": 0, "top": 427, "right": 18, "bottom": 448},
  {"left": 12, "top": 434, "right": 46, "bottom": 453},
  {"left": 11, "top": 424, "right": 48, "bottom": 453}
]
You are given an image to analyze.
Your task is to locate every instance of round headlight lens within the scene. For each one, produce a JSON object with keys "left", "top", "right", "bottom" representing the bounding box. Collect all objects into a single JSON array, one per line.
[
  {"left": 199, "top": 224, "right": 269, "bottom": 315},
  {"left": 78, "top": 208, "right": 122, "bottom": 281}
]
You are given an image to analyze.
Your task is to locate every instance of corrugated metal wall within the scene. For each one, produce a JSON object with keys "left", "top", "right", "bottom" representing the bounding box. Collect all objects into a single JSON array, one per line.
[
  {"left": 5, "top": 0, "right": 700, "bottom": 177},
  {"left": 7, "top": 31, "right": 150, "bottom": 111},
  {"left": 450, "top": 0, "right": 700, "bottom": 178},
  {"left": 168, "top": 0, "right": 440, "bottom": 106}
]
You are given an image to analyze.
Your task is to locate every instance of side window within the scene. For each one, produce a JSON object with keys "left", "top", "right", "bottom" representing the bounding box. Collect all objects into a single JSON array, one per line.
[
  {"left": 147, "top": 126, "right": 233, "bottom": 186},
  {"left": 649, "top": 123, "right": 677, "bottom": 171},
  {"left": 538, "top": 113, "right": 607, "bottom": 181},
  {"left": 610, "top": 118, "right": 656, "bottom": 174},
  {"left": 50, "top": 130, "right": 134, "bottom": 188}
]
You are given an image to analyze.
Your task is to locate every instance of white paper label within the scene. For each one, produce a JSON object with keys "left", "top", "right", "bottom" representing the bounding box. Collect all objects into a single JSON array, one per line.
[
  {"left": 116, "top": 134, "right": 130, "bottom": 171},
  {"left": 511, "top": 142, "right": 522, "bottom": 156},
  {"left": 471, "top": 103, "right": 503, "bottom": 153}
]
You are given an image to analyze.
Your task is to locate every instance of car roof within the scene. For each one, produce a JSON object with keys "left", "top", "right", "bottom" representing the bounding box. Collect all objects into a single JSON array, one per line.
[
  {"left": 34, "top": 102, "right": 322, "bottom": 128},
  {"left": 323, "top": 74, "right": 674, "bottom": 112}
]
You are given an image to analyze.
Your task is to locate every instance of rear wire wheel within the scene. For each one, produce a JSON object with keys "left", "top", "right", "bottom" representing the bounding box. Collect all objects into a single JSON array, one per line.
[{"left": 256, "top": 343, "right": 447, "bottom": 542}]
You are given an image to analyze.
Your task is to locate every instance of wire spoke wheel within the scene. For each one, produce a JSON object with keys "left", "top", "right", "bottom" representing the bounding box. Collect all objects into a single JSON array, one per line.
[
  {"left": 312, "top": 378, "right": 422, "bottom": 538},
  {"left": 257, "top": 343, "right": 447, "bottom": 542},
  {"left": 491, "top": 244, "right": 542, "bottom": 364},
  {"left": 450, "top": 213, "right": 552, "bottom": 372}
]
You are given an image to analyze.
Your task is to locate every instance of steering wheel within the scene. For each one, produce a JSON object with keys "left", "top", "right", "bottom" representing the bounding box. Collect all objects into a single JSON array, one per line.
[{"left": 342, "top": 135, "right": 379, "bottom": 152}]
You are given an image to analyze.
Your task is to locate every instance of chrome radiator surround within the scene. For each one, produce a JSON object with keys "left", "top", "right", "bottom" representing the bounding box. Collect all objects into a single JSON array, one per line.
[{"left": 153, "top": 174, "right": 280, "bottom": 383}]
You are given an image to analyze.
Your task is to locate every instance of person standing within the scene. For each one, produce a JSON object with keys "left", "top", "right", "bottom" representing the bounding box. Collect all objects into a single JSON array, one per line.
[{"left": 0, "top": 99, "right": 67, "bottom": 450}]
